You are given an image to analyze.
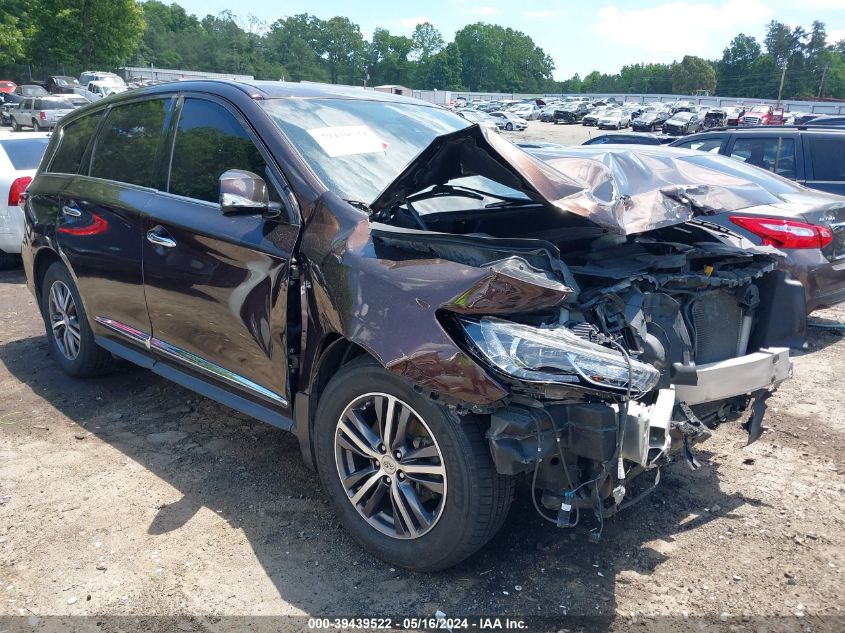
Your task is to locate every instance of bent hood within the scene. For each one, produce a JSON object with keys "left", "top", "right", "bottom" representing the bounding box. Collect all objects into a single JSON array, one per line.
[{"left": 370, "top": 125, "right": 787, "bottom": 236}]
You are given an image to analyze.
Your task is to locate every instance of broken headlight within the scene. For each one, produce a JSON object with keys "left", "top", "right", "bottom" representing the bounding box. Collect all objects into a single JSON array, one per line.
[{"left": 460, "top": 317, "right": 661, "bottom": 394}]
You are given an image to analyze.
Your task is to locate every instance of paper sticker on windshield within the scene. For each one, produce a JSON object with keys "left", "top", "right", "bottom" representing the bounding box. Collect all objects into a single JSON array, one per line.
[{"left": 307, "top": 125, "right": 388, "bottom": 157}]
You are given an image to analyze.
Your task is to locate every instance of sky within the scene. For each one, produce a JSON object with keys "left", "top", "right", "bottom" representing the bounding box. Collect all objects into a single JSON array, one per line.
[{"left": 174, "top": 0, "right": 845, "bottom": 79}]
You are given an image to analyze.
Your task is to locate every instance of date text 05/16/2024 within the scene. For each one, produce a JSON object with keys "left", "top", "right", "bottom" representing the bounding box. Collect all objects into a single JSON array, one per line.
[{"left": 307, "top": 617, "right": 528, "bottom": 630}]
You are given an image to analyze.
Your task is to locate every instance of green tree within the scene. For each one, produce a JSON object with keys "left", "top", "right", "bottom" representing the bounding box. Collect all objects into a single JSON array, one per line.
[
  {"left": 671, "top": 55, "right": 717, "bottom": 94},
  {"left": 0, "top": 11, "right": 26, "bottom": 64},
  {"left": 368, "top": 28, "right": 414, "bottom": 86},
  {"left": 31, "top": 0, "right": 144, "bottom": 68},
  {"left": 266, "top": 14, "right": 329, "bottom": 82},
  {"left": 454, "top": 23, "right": 553, "bottom": 92},
  {"left": 424, "top": 42, "right": 462, "bottom": 90},
  {"left": 410, "top": 22, "right": 444, "bottom": 60},
  {"left": 716, "top": 34, "right": 762, "bottom": 96},
  {"left": 320, "top": 16, "right": 367, "bottom": 84}
]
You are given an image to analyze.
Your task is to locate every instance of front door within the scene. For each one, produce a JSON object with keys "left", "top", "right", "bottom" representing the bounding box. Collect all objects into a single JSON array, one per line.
[{"left": 142, "top": 96, "right": 299, "bottom": 408}]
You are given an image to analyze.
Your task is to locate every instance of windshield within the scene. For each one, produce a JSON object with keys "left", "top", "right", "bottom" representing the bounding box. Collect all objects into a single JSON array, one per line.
[
  {"left": 0, "top": 138, "right": 49, "bottom": 170},
  {"left": 260, "top": 98, "right": 469, "bottom": 204},
  {"left": 674, "top": 112, "right": 693, "bottom": 121},
  {"left": 98, "top": 76, "right": 125, "bottom": 86}
]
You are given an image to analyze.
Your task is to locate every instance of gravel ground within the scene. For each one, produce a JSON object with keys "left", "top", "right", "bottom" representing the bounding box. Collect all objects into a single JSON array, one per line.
[
  {"left": 1, "top": 121, "right": 844, "bottom": 631},
  {"left": 500, "top": 118, "right": 652, "bottom": 145}
]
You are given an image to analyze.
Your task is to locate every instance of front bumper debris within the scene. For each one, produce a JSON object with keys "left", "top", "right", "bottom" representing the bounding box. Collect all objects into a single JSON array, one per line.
[{"left": 673, "top": 347, "right": 791, "bottom": 405}]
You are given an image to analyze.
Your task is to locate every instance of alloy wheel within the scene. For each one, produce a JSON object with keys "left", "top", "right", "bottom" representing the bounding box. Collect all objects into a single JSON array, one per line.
[
  {"left": 48, "top": 280, "right": 81, "bottom": 360},
  {"left": 334, "top": 393, "right": 447, "bottom": 540}
]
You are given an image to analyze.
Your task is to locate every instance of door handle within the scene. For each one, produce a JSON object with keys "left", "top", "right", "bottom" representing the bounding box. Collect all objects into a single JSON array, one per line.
[
  {"left": 62, "top": 205, "right": 82, "bottom": 218},
  {"left": 147, "top": 226, "right": 176, "bottom": 248}
]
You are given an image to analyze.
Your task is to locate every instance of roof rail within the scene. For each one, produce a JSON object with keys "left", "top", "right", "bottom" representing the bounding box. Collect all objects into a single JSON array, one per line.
[{"left": 690, "top": 124, "right": 845, "bottom": 133}]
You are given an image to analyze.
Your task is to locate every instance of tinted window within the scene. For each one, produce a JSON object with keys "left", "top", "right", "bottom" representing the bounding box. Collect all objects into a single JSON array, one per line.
[
  {"left": 40, "top": 99, "right": 69, "bottom": 110},
  {"left": 168, "top": 99, "right": 276, "bottom": 204},
  {"left": 675, "top": 138, "right": 723, "bottom": 152},
  {"left": 50, "top": 113, "right": 103, "bottom": 174},
  {"left": 684, "top": 153, "right": 803, "bottom": 196},
  {"left": 809, "top": 137, "right": 845, "bottom": 181},
  {"left": 90, "top": 99, "right": 168, "bottom": 186},
  {"left": 0, "top": 138, "right": 50, "bottom": 170},
  {"left": 730, "top": 137, "right": 796, "bottom": 178}
]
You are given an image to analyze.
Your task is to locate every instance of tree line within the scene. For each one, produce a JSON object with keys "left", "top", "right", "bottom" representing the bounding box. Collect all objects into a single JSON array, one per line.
[
  {"left": 1, "top": 0, "right": 843, "bottom": 100},
  {"left": 563, "top": 21, "right": 845, "bottom": 100}
]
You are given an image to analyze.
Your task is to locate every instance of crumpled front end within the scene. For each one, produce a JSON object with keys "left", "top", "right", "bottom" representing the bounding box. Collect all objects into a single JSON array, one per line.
[
  {"left": 426, "top": 223, "right": 802, "bottom": 528},
  {"left": 306, "top": 126, "right": 805, "bottom": 538},
  {"left": 362, "top": 135, "right": 807, "bottom": 535}
]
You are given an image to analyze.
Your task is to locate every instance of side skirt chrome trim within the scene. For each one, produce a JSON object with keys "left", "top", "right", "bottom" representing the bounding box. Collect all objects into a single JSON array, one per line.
[
  {"left": 149, "top": 338, "right": 288, "bottom": 406},
  {"left": 94, "top": 316, "right": 288, "bottom": 407},
  {"left": 95, "top": 316, "right": 151, "bottom": 348}
]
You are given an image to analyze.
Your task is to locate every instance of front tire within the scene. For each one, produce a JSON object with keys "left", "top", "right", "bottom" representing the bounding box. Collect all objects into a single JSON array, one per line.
[
  {"left": 11, "top": 118, "right": 20, "bottom": 131},
  {"left": 40, "top": 262, "right": 113, "bottom": 378},
  {"left": 314, "top": 358, "right": 513, "bottom": 571},
  {"left": 505, "top": 122, "right": 513, "bottom": 131}
]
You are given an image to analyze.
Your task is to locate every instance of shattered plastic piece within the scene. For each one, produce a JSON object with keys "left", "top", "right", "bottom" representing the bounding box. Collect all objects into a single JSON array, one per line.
[{"left": 743, "top": 390, "right": 771, "bottom": 445}]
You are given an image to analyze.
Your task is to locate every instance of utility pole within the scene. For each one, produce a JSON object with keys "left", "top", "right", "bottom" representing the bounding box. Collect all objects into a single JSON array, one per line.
[
  {"left": 818, "top": 64, "right": 829, "bottom": 100},
  {"left": 776, "top": 60, "right": 788, "bottom": 109}
]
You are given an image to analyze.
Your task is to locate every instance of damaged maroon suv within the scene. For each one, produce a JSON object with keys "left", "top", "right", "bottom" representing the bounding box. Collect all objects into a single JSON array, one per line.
[{"left": 22, "top": 81, "right": 804, "bottom": 571}]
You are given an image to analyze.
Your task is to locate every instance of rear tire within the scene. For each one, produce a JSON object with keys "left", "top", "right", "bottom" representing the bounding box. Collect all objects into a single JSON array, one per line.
[
  {"left": 313, "top": 358, "right": 513, "bottom": 571},
  {"left": 32, "top": 119, "right": 41, "bottom": 131},
  {"left": 39, "top": 262, "right": 113, "bottom": 378}
]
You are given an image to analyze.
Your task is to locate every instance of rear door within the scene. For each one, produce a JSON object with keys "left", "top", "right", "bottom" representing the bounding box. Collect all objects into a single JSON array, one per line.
[
  {"left": 56, "top": 97, "right": 173, "bottom": 350},
  {"left": 141, "top": 95, "right": 299, "bottom": 409},
  {"left": 803, "top": 134, "right": 845, "bottom": 196},
  {"left": 799, "top": 134, "right": 845, "bottom": 302}
]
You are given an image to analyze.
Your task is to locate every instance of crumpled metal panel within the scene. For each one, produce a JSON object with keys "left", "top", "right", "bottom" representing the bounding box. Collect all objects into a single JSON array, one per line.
[{"left": 370, "top": 125, "right": 787, "bottom": 236}]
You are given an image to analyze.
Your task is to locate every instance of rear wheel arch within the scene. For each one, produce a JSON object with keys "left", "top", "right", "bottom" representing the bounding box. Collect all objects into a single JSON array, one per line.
[{"left": 33, "top": 248, "right": 62, "bottom": 301}]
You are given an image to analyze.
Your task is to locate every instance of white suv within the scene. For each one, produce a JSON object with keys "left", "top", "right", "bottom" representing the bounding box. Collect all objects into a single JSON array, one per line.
[
  {"left": 9, "top": 97, "right": 76, "bottom": 131},
  {"left": 0, "top": 131, "right": 50, "bottom": 267}
]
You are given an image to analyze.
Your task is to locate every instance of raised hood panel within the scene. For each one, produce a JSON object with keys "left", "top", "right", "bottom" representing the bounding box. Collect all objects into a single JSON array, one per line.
[{"left": 371, "top": 125, "right": 792, "bottom": 235}]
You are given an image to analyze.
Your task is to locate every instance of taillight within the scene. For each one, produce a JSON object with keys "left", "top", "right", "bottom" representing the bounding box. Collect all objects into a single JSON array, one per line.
[
  {"left": 730, "top": 215, "right": 833, "bottom": 249},
  {"left": 7, "top": 176, "right": 31, "bottom": 206},
  {"left": 39, "top": 111, "right": 46, "bottom": 120}
]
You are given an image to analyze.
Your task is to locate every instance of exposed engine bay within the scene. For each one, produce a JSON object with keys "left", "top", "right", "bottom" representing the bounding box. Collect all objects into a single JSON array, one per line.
[{"left": 371, "top": 180, "right": 802, "bottom": 536}]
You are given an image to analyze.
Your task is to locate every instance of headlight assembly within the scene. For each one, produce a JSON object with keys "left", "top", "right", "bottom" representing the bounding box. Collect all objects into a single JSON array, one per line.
[{"left": 460, "top": 316, "right": 661, "bottom": 395}]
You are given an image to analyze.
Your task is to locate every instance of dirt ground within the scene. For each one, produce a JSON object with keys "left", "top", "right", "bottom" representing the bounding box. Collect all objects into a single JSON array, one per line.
[{"left": 1, "top": 122, "right": 844, "bottom": 632}]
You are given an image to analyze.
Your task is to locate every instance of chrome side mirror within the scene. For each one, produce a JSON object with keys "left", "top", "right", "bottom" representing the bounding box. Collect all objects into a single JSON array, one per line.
[{"left": 219, "top": 169, "right": 269, "bottom": 215}]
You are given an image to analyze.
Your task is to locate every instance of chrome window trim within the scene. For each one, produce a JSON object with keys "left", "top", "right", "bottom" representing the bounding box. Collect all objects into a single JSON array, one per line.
[{"left": 94, "top": 316, "right": 287, "bottom": 406}]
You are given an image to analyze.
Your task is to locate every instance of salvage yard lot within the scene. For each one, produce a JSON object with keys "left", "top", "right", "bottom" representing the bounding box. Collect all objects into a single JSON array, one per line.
[{"left": 1, "top": 117, "right": 844, "bottom": 630}]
